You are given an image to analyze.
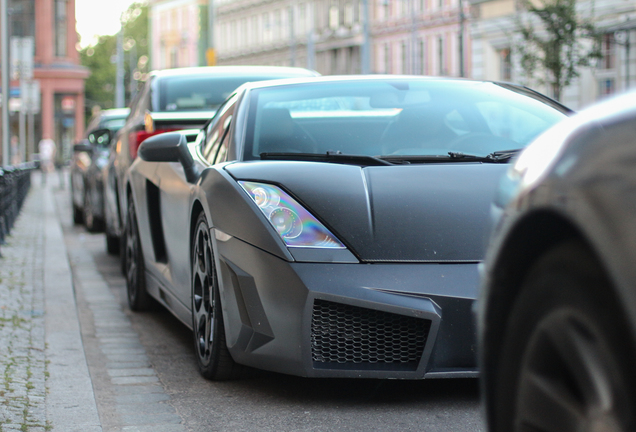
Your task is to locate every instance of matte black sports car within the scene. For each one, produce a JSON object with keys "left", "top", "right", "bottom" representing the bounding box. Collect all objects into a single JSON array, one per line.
[
  {"left": 479, "top": 90, "right": 636, "bottom": 431},
  {"left": 125, "top": 76, "right": 570, "bottom": 380}
]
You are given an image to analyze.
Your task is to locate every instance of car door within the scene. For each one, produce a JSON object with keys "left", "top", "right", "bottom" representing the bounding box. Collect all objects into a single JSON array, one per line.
[
  {"left": 156, "top": 96, "right": 239, "bottom": 308},
  {"left": 117, "top": 80, "right": 152, "bottom": 229}
]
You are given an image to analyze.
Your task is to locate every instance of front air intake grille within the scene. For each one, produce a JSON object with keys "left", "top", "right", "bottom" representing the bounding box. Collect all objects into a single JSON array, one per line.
[{"left": 311, "top": 300, "right": 431, "bottom": 371}]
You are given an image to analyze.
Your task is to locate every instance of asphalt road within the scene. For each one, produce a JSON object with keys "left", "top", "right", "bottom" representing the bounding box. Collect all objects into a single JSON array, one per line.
[{"left": 55, "top": 185, "right": 484, "bottom": 432}]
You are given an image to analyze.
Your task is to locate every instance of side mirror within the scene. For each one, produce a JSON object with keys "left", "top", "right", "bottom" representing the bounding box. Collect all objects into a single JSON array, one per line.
[
  {"left": 73, "top": 142, "right": 93, "bottom": 153},
  {"left": 88, "top": 128, "right": 112, "bottom": 147},
  {"left": 138, "top": 132, "right": 200, "bottom": 183}
]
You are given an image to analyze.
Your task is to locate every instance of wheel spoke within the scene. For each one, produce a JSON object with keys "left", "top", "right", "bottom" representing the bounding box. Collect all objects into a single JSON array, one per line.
[
  {"left": 517, "top": 368, "right": 586, "bottom": 432},
  {"left": 541, "top": 313, "right": 614, "bottom": 410}
]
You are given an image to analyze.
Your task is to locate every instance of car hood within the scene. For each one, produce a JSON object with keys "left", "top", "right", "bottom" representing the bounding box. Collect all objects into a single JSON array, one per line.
[{"left": 225, "top": 161, "right": 507, "bottom": 262}]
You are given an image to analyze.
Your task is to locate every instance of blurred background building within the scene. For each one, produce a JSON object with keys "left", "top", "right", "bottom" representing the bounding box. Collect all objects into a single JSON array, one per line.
[
  {"left": 470, "top": 0, "right": 635, "bottom": 109},
  {"left": 1, "top": 0, "right": 88, "bottom": 163},
  {"left": 212, "top": 0, "right": 471, "bottom": 77},
  {"left": 148, "top": 0, "right": 211, "bottom": 70}
]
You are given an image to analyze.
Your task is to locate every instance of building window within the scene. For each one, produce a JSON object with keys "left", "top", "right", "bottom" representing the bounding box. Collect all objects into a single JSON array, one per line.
[
  {"left": 384, "top": 43, "right": 391, "bottom": 73},
  {"left": 382, "top": 0, "right": 390, "bottom": 20},
  {"left": 600, "top": 78, "right": 615, "bottom": 96},
  {"left": 344, "top": 3, "right": 354, "bottom": 26},
  {"left": 438, "top": 36, "right": 445, "bottom": 75},
  {"left": 55, "top": 0, "right": 67, "bottom": 57},
  {"left": 401, "top": 42, "right": 408, "bottom": 74},
  {"left": 419, "top": 39, "right": 426, "bottom": 74},
  {"left": 600, "top": 34, "right": 615, "bottom": 70},
  {"left": 329, "top": 5, "right": 339, "bottom": 29},
  {"left": 299, "top": 3, "right": 306, "bottom": 35},
  {"left": 11, "top": 0, "right": 36, "bottom": 38},
  {"left": 500, "top": 48, "right": 512, "bottom": 80}
]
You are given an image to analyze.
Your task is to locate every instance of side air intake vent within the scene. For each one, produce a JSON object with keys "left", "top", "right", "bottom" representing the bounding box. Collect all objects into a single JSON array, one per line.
[{"left": 311, "top": 300, "right": 430, "bottom": 371}]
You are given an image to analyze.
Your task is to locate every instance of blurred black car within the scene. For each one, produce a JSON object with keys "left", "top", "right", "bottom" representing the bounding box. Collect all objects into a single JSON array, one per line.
[
  {"left": 102, "top": 66, "right": 319, "bottom": 256},
  {"left": 70, "top": 108, "right": 129, "bottom": 230},
  {"left": 479, "top": 91, "right": 636, "bottom": 431},
  {"left": 125, "top": 75, "right": 571, "bottom": 380}
]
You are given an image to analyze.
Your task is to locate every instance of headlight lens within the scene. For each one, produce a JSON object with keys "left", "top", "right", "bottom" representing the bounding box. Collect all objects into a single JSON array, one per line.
[{"left": 239, "top": 181, "right": 345, "bottom": 249}]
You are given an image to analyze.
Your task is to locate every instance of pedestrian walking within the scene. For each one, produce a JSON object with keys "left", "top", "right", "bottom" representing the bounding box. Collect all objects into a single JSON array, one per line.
[{"left": 38, "top": 137, "right": 56, "bottom": 185}]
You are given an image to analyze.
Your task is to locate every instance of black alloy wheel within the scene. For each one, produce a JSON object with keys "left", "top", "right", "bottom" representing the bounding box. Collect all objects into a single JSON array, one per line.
[
  {"left": 191, "top": 212, "right": 240, "bottom": 380},
  {"left": 125, "top": 196, "right": 150, "bottom": 311},
  {"left": 493, "top": 240, "right": 636, "bottom": 432},
  {"left": 71, "top": 179, "right": 83, "bottom": 225}
]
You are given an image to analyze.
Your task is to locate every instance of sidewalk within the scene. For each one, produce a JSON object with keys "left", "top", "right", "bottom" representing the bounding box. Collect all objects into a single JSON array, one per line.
[{"left": 0, "top": 171, "right": 101, "bottom": 432}]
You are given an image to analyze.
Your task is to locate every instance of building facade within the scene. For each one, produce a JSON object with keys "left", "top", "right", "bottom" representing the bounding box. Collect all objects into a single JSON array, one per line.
[
  {"left": 147, "top": 0, "right": 634, "bottom": 108},
  {"left": 371, "top": 0, "right": 470, "bottom": 76},
  {"left": 148, "top": 0, "right": 210, "bottom": 70},
  {"left": 469, "top": 0, "right": 636, "bottom": 109},
  {"left": 1, "top": 0, "right": 89, "bottom": 163},
  {"left": 213, "top": 0, "right": 471, "bottom": 77}
]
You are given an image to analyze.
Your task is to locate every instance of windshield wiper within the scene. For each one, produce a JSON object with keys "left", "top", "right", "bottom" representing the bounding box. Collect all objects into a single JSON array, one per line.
[
  {"left": 447, "top": 149, "right": 521, "bottom": 163},
  {"left": 260, "top": 152, "right": 394, "bottom": 166}
]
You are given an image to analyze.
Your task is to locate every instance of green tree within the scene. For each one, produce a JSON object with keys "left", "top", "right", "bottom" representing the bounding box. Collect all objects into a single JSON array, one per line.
[
  {"left": 514, "top": 0, "right": 601, "bottom": 101},
  {"left": 79, "top": 2, "right": 149, "bottom": 122}
]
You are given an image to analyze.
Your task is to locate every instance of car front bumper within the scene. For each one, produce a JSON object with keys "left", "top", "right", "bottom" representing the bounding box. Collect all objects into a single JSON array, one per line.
[{"left": 216, "top": 235, "right": 479, "bottom": 379}]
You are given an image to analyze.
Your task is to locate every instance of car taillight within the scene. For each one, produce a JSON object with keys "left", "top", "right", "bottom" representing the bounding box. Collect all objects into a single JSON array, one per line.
[{"left": 128, "top": 128, "right": 179, "bottom": 160}]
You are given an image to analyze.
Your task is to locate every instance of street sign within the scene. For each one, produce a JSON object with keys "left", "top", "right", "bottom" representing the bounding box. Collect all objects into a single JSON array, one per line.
[
  {"left": 10, "top": 37, "right": 34, "bottom": 80},
  {"left": 20, "top": 80, "right": 40, "bottom": 114}
]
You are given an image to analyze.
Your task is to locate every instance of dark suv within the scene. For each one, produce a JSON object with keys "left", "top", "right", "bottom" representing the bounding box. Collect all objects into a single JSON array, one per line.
[{"left": 102, "top": 65, "right": 319, "bottom": 257}]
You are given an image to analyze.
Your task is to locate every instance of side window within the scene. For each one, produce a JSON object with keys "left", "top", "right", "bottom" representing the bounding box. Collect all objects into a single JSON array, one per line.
[{"left": 203, "top": 96, "right": 237, "bottom": 164}]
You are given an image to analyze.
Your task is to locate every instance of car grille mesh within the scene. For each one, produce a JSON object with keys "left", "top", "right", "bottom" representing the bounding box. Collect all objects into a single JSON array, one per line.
[{"left": 311, "top": 300, "right": 430, "bottom": 370}]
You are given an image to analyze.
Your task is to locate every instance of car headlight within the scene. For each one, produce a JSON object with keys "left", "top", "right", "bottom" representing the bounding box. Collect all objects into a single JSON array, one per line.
[{"left": 238, "top": 181, "right": 345, "bottom": 249}]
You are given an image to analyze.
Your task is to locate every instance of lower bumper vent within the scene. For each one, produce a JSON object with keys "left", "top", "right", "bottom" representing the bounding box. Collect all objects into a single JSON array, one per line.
[{"left": 311, "top": 300, "right": 431, "bottom": 371}]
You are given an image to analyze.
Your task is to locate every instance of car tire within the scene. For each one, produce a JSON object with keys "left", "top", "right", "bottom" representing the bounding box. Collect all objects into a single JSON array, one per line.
[
  {"left": 73, "top": 204, "right": 83, "bottom": 225},
  {"left": 105, "top": 233, "right": 120, "bottom": 255},
  {"left": 124, "top": 196, "right": 151, "bottom": 311},
  {"left": 492, "top": 239, "right": 636, "bottom": 432},
  {"left": 191, "top": 212, "right": 240, "bottom": 380},
  {"left": 119, "top": 228, "right": 127, "bottom": 275},
  {"left": 84, "top": 189, "right": 104, "bottom": 233}
]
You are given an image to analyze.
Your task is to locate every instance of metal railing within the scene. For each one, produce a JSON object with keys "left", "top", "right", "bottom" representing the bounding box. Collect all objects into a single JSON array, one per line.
[{"left": 0, "top": 162, "right": 37, "bottom": 246}]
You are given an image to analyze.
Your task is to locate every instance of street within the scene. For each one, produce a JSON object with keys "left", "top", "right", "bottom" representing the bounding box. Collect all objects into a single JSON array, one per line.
[{"left": 54, "top": 182, "right": 484, "bottom": 432}]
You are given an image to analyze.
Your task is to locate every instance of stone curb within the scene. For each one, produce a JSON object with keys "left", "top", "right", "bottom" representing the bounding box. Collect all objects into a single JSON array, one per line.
[{"left": 42, "top": 176, "right": 102, "bottom": 431}]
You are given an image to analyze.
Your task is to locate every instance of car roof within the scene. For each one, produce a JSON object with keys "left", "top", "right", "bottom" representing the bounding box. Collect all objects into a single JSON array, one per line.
[
  {"left": 97, "top": 108, "right": 130, "bottom": 118},
  {"left": 149, "top": 66, "right": 319, "bottom": 80},
  {"left": 232, "top": 74, "right": 572, "bottom": 114},
  {"left": 235, "top": 74, "right": 480, "bottom": 92}
]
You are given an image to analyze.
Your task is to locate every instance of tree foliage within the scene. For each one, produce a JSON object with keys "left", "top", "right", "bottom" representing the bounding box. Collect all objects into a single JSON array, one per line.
[
  {"left": 514, "top": 0, "right": 601, "bottom": 101},
  {"left": 79, "top": 2, "right": 149, "bottom": 122}
]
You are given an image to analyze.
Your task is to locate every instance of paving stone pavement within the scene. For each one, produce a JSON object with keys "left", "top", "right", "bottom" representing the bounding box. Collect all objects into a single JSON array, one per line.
[
  {"left": 0, "top": 177, "right": 51, "bottom": 432},
  {"left": 1, "top": 171, "right": 187, "bottom": 432},
  {"left": 1, "top": 172, "right": 102, "bottom": 432}
]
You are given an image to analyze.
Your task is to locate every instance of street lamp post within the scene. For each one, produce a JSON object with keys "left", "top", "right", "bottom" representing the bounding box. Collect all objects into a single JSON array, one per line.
[
  {"left": 362, "top": 0, "right": 370, "bottom": 74},
  {"left": 459, "top": 0, "right": 465, "bottom": 77},
  {"left": 115, "top": 21, "right": 125, "bottom": 108},
  {"left": 1, "top": 0, "right": 9, "bottom": 166}
]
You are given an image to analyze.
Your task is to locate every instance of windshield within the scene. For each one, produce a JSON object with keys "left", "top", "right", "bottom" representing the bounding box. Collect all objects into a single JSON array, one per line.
[
  {"left": 243, "top": 79, "right": 570, "bottom": 160},
  {"left": 155, "top": 74, "right": 304, "bottom": 113}
]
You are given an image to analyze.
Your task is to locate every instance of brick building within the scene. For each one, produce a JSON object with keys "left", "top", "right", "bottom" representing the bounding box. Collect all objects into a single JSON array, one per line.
[{"left": 2, "top": 0, "right": 88, "bottom": 163}]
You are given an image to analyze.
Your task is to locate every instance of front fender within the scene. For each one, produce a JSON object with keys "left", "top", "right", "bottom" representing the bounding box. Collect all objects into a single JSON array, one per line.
[{"left": 196, "top": 167, "right": 293, "bottom": 262}]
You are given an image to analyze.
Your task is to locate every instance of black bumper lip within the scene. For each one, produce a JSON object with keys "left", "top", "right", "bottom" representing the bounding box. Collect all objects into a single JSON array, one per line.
[{"left": 216, "top": 237, "right": 480, "bottom": 379}]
